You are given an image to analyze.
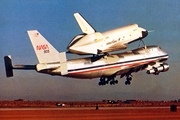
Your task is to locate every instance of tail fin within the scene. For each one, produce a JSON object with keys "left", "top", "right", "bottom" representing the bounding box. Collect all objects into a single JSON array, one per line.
[
  {"left": 27, "top": 30, "right": 59, "bottom": 63},
  {"left": 4, "top": 55, "right": 13, "bottom": 77},
  {"left": 74, "top": 13, "right": 96, "bottom": 34}
]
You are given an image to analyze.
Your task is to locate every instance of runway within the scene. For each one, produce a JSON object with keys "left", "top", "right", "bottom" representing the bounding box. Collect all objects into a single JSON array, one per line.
[{"left": 0, "top": 107, "right": 180, "bottom": 120}]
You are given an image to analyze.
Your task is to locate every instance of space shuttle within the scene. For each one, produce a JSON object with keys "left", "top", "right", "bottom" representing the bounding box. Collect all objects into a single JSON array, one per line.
[{"left": 67, "top": 13, "right": 148, "bottom": 55}]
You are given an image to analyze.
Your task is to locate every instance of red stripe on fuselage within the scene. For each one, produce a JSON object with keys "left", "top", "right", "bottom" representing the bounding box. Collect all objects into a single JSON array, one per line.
[{"left": 68, "top": 59, "right": 154, "bottom": 75}]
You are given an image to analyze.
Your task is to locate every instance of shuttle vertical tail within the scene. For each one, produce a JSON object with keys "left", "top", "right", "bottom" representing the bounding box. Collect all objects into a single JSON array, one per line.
[
  {"left": 74, "top": 13, "right": 96, "bottom": 34},
  {"left": 27, "top": 30, "right": 60, "bottom": 63}
]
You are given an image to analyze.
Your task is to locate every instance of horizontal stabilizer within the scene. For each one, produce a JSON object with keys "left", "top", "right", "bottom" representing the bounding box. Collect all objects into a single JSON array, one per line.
[
  {"left": 4, "top": 55, "right": 13, "bottom": 77},
  {"left": 74, "top": 13, "right": 95, "bottom": 34},
  {"left": 4, "top": 55, "right": 36, "bottom": 77},
  {"left": 13, "top": 65, "right": 36, "bottom": 70}
]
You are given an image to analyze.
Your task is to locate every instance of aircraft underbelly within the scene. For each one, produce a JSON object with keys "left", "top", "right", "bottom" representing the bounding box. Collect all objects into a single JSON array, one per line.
[
  {"left": 66, "top": 68, "right": 120, "bottom": 79},
  {"left": 67, "top": 72, "right": 101, "bottom": 79}
]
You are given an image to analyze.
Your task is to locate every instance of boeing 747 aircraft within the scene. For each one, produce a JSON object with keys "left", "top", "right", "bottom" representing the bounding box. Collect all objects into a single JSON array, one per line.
[{"left": 4, "top": 30, "right": 169, "bottom": 85}]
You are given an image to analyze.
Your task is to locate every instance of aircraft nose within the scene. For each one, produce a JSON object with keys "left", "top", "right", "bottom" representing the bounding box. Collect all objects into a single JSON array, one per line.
[{"left": 142, "top": 30, "right": 148, "bottom": 38}]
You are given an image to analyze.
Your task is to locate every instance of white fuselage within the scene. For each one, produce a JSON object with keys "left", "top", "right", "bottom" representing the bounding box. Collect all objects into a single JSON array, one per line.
[
  {"left": 67, "top": 24, "right": 148, "bottom": 55},
  {"left": 37, "top": 46, "right": 169, "bottom": 79}
]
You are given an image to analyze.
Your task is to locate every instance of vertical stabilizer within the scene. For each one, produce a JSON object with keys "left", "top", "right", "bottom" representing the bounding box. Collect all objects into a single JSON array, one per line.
[
  {"left": 4, "top": 55, "right": 13, "bottom": 77},
  {"left": 74, "top": 13, "right": 95, "bottom": 34},
  {"left": 27, "top": 30, "right": 59, "bottom": 63}
]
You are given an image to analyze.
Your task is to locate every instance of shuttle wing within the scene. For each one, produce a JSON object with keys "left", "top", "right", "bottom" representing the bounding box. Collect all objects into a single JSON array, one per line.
[{"left": 74, "top": 13, "right": 96, "bottom": 34}]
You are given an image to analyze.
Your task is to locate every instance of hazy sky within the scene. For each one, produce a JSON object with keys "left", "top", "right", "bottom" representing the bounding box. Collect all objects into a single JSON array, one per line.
[{"left": 0, "top": 0, "right": 180, "bottom": 101}]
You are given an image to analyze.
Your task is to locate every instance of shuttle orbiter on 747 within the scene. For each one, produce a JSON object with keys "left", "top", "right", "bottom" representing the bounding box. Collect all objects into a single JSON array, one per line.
[
  {"left": 67, "top": 13, "right": 148, "bottom": 55},
  {"left": 4, "top": 30, "right": 169, "bottom": 85}
]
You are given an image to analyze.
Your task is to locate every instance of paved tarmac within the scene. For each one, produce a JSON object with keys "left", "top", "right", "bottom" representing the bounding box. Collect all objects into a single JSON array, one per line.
[{"left": 0, "top": 107, "right": 180, "bottom": 120}]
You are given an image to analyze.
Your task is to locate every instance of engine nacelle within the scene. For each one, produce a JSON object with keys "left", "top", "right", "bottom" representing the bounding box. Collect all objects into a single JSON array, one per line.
[
  {"left": 146, "top": 63, "right": 169, "bottom": 75},
  {"left": 146, "top": 68, "right": 156, "bottom": 74},
  {"left": 156, "top": 64, "right": 169, "bottom": 72}
]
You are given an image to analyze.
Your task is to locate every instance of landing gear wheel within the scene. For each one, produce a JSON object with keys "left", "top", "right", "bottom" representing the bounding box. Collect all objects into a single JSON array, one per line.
[
  {"left": 106, "top": 80, "right": 109, "bottom": 84},
  {"left": 127, "top": 76, "right": 132, "bottom": 81},
  {"left": 99, "top": 76, "right": 118, "bottom": 86},
  {"left": 110, "top": 80, "right": 118, "bottom": 85},
  {"left": 100, "top": 76, "right": 105, "bottom": 82},
  {"left": 125, "top": 80, "right": 131, "bottom": 85},
  {"left": 125, "top": 75, "right": 132, "bottom": 85},
  {"left": 99, "top": 76, "right": 106, "bottom": 86},
  {"left": 110, "top": 81, "right": 114, "bottom": 85}
]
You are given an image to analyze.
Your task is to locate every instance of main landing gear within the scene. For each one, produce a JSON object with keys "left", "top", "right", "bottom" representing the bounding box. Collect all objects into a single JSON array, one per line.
[
  {"left": 125, "top": 75, "right": 132, "bottom": 85},
  {"left": 98, "top": 74, "right": 133, "bottom": 86},
  {"left": 98, "top": 76, "right": 118, "bottom": 86}
]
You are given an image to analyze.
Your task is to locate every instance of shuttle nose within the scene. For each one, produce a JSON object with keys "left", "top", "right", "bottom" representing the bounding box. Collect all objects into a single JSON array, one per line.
[{"left": 142, "top": 30, "right": 148, "bottom": 38}]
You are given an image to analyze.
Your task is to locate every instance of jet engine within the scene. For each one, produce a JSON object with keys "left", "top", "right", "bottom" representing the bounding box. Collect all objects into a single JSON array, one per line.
[{"left": 146, "top": 63, "right": 169, "bottom": 75}]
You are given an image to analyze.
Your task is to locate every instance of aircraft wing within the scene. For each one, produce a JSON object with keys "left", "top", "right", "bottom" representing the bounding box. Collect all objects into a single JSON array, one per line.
[
  {"left": 115, "top": 60, "right": 168, "bottom": 79},
  {"left": 116, "top": 63, "right": 148, "bottom": 78},
  {"left": 74, "top": 13, "right": 96, "bottom": 34}
]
